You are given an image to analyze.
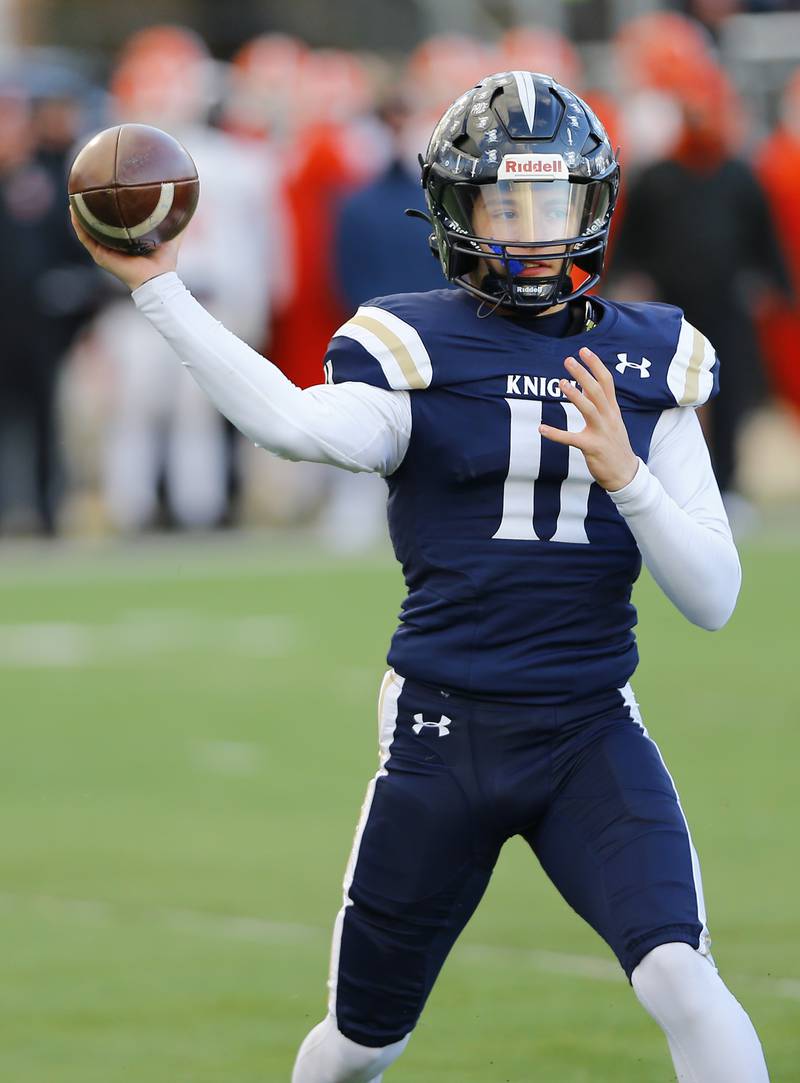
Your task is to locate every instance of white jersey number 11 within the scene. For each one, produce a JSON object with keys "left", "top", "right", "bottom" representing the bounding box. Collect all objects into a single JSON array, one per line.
[{"left": 493, "top": 398, "right": 594, "bottom": 544}]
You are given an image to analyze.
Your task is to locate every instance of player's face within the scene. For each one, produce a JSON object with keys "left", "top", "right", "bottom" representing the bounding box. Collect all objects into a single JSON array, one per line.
[{"left": 470, "top": 181, "right": 574, "bottom": 278}]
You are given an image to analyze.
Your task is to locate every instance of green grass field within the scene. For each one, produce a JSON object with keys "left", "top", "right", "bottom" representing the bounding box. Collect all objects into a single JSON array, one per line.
[{"left": 2, "top": 533, "right": 798, "bottom": 1082}]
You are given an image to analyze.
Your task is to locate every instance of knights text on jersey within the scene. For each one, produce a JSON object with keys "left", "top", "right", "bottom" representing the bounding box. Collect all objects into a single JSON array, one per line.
[{"left": 327, "top": 289, "right": 719, "bottom": 702}]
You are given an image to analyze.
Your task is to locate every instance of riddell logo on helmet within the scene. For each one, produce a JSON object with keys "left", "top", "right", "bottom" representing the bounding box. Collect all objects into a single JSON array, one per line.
[{"left": 498, "top": 154, "right": 567, "bottom": 180}]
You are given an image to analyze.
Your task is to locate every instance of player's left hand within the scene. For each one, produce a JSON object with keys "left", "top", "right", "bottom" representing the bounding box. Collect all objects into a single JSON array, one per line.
[{"left": 539, "top": 346, "right": 639, "bottom": 493}]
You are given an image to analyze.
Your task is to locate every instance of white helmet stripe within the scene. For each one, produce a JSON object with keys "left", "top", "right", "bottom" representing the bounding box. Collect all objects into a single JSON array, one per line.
[{"left": 511, "top": 70, "right": 538, "bottom": 134}]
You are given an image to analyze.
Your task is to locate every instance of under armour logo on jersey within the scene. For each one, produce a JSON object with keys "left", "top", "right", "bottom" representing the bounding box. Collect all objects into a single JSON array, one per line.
[
  {"left": 412, "top": 713, "right": 451, "bottom": 737},
  {"left": 615, "top": 353, "right": 651, "bottom": 378}
]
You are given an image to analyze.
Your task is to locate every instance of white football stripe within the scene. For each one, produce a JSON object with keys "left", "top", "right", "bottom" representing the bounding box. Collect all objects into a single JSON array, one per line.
[
  {"left": 667, "top": 317, "right": 716, "bottom": 407},
  {"left": 72, "top": 182, "right": 176, "bottom": 242},
  {"left": 71, "top": 192, "right": 128, "bottom": 239},
  {"left": 127, "top": 182, "right": 176, "bottom": 238},
  {"left": 511, "top": 70, "right": 538, "bottom": 134},
  {"left": 696, "top": 335, "right": 716, "bottom": 406},
  {"left": 328, "top": 670, "right": 403, "bottom": 1015},
  {"left": 620, "top": 684, "right": 711, "bottom": 947}
]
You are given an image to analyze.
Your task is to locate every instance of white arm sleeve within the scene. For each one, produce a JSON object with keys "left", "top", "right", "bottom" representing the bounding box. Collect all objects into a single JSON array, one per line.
[
  {"left": 608, "top": 407, "right": 741, "bottom": 630},
  {"left": 132, "top": 272, "right": 411, "bottom": 476}
]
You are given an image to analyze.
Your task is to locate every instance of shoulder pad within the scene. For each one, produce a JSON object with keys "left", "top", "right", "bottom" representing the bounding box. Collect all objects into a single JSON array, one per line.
[
  {"left": 325, "top": 292, "right": 447, "bottom": 390},
  {"left": 606, "top": 302, "right": 719, "bottom": 409},
  {"left": 665, "top": 314, "right": 719, "bottom": 408}
]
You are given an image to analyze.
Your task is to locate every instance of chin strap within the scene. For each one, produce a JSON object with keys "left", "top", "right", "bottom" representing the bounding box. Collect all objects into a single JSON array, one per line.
[{"left": 476, "top": 293, "right": 510, "bottom": 319}]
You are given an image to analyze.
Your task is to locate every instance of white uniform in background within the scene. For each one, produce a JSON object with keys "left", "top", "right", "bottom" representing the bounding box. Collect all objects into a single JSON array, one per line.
[{"left": 94, "top": 126, "right": 280, "bottom": 529}]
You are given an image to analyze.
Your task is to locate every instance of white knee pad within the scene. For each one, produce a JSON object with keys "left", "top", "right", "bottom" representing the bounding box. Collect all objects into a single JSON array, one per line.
[{"left": 292, "top": 1014, "right": 410, "bottom": 1083}]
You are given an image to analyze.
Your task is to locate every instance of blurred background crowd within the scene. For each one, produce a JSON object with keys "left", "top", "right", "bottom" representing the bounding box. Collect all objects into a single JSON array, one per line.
[{"left": 1, "top": 0, "right": 800, "bottom": 549}]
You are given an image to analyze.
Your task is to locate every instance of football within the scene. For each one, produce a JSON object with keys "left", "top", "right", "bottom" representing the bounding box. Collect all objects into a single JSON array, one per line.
[{"left": 68, "top": 123, "right": 199, "bottom": 254}]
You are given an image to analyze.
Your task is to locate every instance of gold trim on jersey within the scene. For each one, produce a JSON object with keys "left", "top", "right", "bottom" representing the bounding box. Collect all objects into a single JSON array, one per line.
[
  {"left": 667, "top": 317, "right": 716, "bottom": 407},
  {"left": 348, "top": 314, "right": 429, "bottom": 390},
  {"left": 680, "top": 327, "right": 707, "bottom": 407}
]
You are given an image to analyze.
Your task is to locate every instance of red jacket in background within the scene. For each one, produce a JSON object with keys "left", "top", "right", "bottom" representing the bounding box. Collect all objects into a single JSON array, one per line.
[
  {"left": 755, "top": 129, "right": 800, "bottom": 416},
  {"left": 270, "top": 122, "right": 375, "bottom": 389}
]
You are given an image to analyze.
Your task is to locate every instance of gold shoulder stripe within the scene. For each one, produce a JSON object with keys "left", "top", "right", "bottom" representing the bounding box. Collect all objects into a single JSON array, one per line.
[
  {"left": 680, "top": 327, "right": 707, "bottom": 406},
  {"left": 349, "top": 313, "right": 429, "bottom": 390}
]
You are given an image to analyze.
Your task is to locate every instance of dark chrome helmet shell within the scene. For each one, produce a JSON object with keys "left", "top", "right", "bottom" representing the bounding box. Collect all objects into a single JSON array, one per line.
[{"left": 422, "top": 71, "right": 620, "bottom": 309}]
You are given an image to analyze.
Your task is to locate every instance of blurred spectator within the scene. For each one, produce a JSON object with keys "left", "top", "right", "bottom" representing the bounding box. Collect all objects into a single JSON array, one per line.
[
  {"left": 258, "top": 49, "right": 390, "bottom": 549},
  {"left": 614, "top": 12, "right": 716, "bottom": 94},
  {"left": 401, "top": 33, "right": 498, "bottom": 171},
  {"left": 333, "top": 94, "right": 442, "bottom": 311},
  {"left": 678, "top": 0, "right": 800, "bottom": 33},
  {"left": 269, "top": 48, "right": 384, "bottom": 391},
  {"left": 89, "top": 25, "right": 278, "bottom": 531},
  {"left": 500, "top": 25, "right": 582, "bottom": 88},
  {"left": 27, "top": 61, "right": 106, "bottom": 358},
  {"left": 405, "top": 33, "right": 498, "bottom": 117},
  {"left": 613, "top": 12, "right": 717, "bottom": 169},
  {"left": 0, "top": 80, "right": 99, "bottom": 534},
  {"left": 4, "top": 18, "right": 798, "bottom": 542},
  {"left": 755, "top": 68, "right": 800, "bottom": 418},
  {"left": 324, "top": 93, "right": 446, "bottom": 553},
  {"left": 223, "top": 33, "right": 309, "bottom": 147},
  {"left": 680, "top": 0, "right": 744, "bottom": 41},
  {"left": 612, "top": 64, "right": 790, "bottom": 501}
]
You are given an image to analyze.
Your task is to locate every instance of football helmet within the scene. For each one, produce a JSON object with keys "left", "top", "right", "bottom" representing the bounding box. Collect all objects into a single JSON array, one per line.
[{"left": 421, "top": 71, "right": 620, "bottom": 309}]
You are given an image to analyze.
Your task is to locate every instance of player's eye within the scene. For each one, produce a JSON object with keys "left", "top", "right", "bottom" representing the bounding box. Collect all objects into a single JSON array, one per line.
[
  {"left": 492, "top": 208, "right": 518, "bottom": 222},
  {"left": 489, "top": 202, "right": 519, "bottom": 219}
]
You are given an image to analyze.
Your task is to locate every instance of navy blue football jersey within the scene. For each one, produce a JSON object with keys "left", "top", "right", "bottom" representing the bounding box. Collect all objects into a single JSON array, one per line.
[{"left": 326, "top": 289, "right": 719, "bottom": 702}]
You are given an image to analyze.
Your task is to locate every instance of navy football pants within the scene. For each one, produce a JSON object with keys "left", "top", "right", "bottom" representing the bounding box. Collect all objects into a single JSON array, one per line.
[{"left": 328, "top": 671, "right": 707, "bottom": 1048}]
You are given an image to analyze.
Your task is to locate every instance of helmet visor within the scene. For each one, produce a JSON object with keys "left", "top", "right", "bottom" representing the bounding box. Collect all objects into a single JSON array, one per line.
[{"left": 442, "top": 179, "right": 611, "bottom": 248}]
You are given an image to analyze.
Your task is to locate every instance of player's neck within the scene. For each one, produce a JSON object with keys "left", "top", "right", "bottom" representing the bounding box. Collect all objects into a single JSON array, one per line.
[
  {"left": 497, "top": 297, "right": 597, "bottom": 338},
  {"left": 496, "top": 301, "right": 567, "bottom": 321}
]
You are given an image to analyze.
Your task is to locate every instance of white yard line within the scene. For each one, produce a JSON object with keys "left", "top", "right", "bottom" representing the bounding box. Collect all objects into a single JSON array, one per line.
[
  {"left": 192, "top": 739, "right": 263, "bottom": 776},
  {"left": 0, "top": 533, "right": 396, "bottom": 587},
  {"left": 0, "top": 613, "right": 296, "bottom": 667},
  {"left": 1, "top": 891, "right": 797, "bottom": 1001}
]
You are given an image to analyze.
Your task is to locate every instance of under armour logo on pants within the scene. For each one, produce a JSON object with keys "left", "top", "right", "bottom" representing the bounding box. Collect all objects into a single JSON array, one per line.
[{"left": 412, "top": 713, "right": 451, "bottom": 737}]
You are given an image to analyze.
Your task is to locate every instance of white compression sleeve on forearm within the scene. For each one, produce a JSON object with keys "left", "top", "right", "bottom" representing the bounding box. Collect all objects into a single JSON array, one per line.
[
  {"left": 609, "top": 407, "right": 741, "bottom": 630},
  {"left": 132, "top": 272, "right": 411, "bottom": 475}
]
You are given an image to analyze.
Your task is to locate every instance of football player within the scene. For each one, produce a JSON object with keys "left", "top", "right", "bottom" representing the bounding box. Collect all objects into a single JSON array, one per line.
[{"left": 71, "top": 71, "right": 769, "bottom": 1083}]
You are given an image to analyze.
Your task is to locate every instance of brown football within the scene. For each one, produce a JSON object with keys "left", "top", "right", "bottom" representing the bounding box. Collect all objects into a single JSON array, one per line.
[{"left": 68, "top": 123, "right": 199, "bottom": 254}]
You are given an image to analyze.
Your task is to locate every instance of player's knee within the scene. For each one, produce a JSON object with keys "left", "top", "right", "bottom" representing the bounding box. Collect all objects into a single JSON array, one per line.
[
  {"left": 632, "top": 941, "right": 716, "bottom": 1028},
  {"left": 292, "top": 1014, "right": 410, "bottom": 1083}
]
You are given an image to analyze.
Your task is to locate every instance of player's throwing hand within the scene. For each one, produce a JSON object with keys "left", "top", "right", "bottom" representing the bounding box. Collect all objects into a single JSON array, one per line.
[
  {"left": 69, "top": 207, "right": 182, "bottom": 293},
  {"left": 539, "top": 346, "right": 640, "bottom": 493}
]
